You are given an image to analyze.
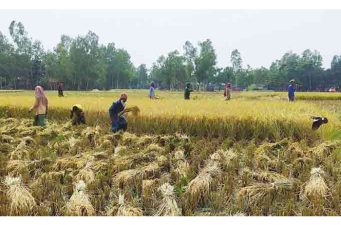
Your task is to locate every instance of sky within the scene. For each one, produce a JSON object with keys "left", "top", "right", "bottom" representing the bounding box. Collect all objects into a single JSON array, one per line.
[{"left": 0, "top": 10, "right": 340, "bottom": 69}]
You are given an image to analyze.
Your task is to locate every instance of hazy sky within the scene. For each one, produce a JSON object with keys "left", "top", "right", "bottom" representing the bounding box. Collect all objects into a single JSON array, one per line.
[{"left": 0, "top": 10, "right": 340, "bottom": 69}]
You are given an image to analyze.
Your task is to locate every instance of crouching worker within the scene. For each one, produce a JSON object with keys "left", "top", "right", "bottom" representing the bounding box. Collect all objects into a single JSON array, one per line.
[
  {"left": 29, "top": 85, "right": 48, "bottom": 126},
  {"left": 70, "top": 104, "right": 86, "bottom": 125},
  {"left": 312, "top": 116, "right": 328, "bottom": 130},
  {"left": 109, "top": 93, "right": 128, "bottom": 132}
]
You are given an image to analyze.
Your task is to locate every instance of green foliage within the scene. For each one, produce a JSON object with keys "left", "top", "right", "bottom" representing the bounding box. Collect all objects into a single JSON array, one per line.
[{"left": 0, "top": 21, "right": 340, "bottom": 91}]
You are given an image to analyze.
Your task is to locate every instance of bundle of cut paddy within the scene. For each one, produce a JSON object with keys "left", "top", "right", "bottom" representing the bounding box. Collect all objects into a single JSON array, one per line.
[
  {"left": 285, "top": 142, "right": 305, "bottom": 161},
  {"left": 251, "top": 171, "right": 288, "bottom": 183},
  {"left": 68, "top": 137, "right": 81, "bottom": 149},
  {"left": 237, "top": 178, "right": 295, "bottom": 208},
  {"left": 9, "top": 137, "right": 35, "bottom": 160},
  {"left": 121, "top": 132, "right": 139, "bottom": 145},
  {"left": 155, "top": 183, "right": 181, "bottom": 216},
  {"left": 0, "top": 134, "right": 15, "bottom": 143},
  {"left": 125, "top": 106, "right": 140, "bottom": 117},
  {"left": 38, "top": 125, "right": 58, "bottom": 138},
  {"left": 81, "top": 126, "right": 100, "bottom": 146},
  {"left": 142, "top": 179, "right": 159, "bottom": 210},
  {"left": 157, "top": 155, "right": 169, "bottom": 169},
  {"left": 6, "top": 160, "right": 29, "bottom": 177},
  {"left": 76, "top": 161, "right": 95, "bottom": 184},
  {"left": 115, "top": 194, "right": 143, "bottom": 216},
  {"left": 183, "top": 158, "right": 222, "bottom": 213},
  {"left": 4, "top": 175, "right": 36, "bottom": 215},
  {"left": 145, "top": 143, "right": 165, "bottom": 154},
  {"left": 114, "top": 145, "right": 127, "bottom": 156},
  {"left": 311, "top": 142, "right": 339, "bottom": 159},
  {"left": 136, "top": 135, "right": 154, "bottom": 147},
  {"left": 142, "top": 162, "right": 161, "bottom": 179},
  {"left": 65, "top": 180, "right": 95, "bottom": 216},
  {"left": 172, "top": 150, "right": 189, "bottom": 179},
  {"left": 210, "top": 149, "right": 238, "bottom": 172},
  {"left": 303, "top": 167, "right": 328, "bottom": 203},
  {"left": 113, "top": 169, "right": 143, "bottom": 191}
]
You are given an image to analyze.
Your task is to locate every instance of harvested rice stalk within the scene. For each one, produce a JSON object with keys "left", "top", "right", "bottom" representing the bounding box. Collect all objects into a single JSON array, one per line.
[
  {"left": 116, "top": 194, "right": 143, "bottom": 216},
  {"left": 4, "top": 176, "right": 36, "bottom": 215},
  {"left": 156, "top": 183, "right": 181, "bottom": 216},
  {"left": 157, "top": 155, "right": 169, "bottom": 169},
  {"left": 303, "top": 167, "right": 328, "bottom": 203},
  {"left": 0, "top": 134, "right": 15, "bottom": 143},
  {"left": 286, "top": 142, "right": 304, "bottom": 160},
  {"left": 114, "top": 145, "right": 127, "bottom": 156},
  {"left": 237, "top": 183, "right": 275, "bottom": 208},
  {"left": 121, "top": 132, "right": 139, "bottom": 145},
  {"left": 145, "top": 143, "right": 165, "bottom": 154},
  {"left": 142, "top": 179, "right": 159, "bottom": 211},
  {"left": 237, "top": 178, "right": 295, "bottom": 209},
  {"left": 124, "top": 106, "right": 140, "bottom": 117},
  {"left": 142, "top": 162, "right": 161, "bottom": 179},
  {"left": 68, "top": 137, "right": 80, "bottom": 149},
  {"left": 76, "top": 162, "right": 95, "bottom": 184},
  {"left": 171, "top": 149, "right": 189, "bottom": 180},
  {"left": 211, "top": 149, "right": 238, "bottom": 171},
  {"left": 312, "top": 142, "right": 339, "bottom": 159},
  {"left": 113, "top": 169, "right": 143, "bottom": 193},
  {"left": 81, "top": 126, "right": 100, "bottom": 146},
  {"left": 65, "top": 180, "right": 95, "bottom": 216},
  {"left": 251, "top": 171, "right": 288, "bottom": 183},
  {"left": 183, "top": 160, "right": 222, "bottom": 213},
  {"left": 174, "top": 149, "right": 186, "bottom": 161},
  {"left": 6, "top": 160, "right": 29, "bottom": 177},
  {"left": 9, "top": 148, "right": 29, "bottom": 160},
  {"left": 136, "top": 135, "right": 154, "bottom": 146}
]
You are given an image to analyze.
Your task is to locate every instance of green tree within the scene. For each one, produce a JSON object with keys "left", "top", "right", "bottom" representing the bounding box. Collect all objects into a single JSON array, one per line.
[
  {"left": 231, "top": 49, "right": 242, "bottom": 87},
  {"left": 194, "top": 39, "right": 217, "bottom": 87}
]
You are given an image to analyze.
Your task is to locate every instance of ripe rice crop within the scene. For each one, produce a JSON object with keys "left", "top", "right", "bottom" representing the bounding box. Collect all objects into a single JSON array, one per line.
[{"left": 1, "top": 90, "right": 341, "bottom": 216}]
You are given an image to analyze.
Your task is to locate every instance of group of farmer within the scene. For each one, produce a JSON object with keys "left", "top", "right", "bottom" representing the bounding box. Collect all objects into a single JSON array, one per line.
[
  {"left": 29, "top": 85, "right": 129, "bottom": 132},
  {"left": 28, "top": 78, "right": 327, "bottom": 132}
]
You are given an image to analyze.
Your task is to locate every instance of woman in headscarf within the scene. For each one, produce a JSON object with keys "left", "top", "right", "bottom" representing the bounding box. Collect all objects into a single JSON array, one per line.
[
  {"left": 29, "top": 86, "right": 48, "bottom": 126},
  {"left": 224, "top": 82, "right": 232, "bottom": 100},
  {"left": 149, "top": 82, "right": 156, "bottom": 99}
]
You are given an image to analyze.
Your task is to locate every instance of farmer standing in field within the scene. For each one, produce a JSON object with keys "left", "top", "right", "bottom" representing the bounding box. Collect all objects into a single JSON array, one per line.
[
  {"left": 184, "top": 83, "right": 193, "bottom": 100},
  {"left": 29, "top": 85, "right": 48, "bottom": 126},
  {"left": 288, "top": 79, "right": 296, "bottom": 102},
  {"left": 58, "top": 82, "right": 64, "bottom": 97},
  {"left": 70, "top": 104, "right": 86, "bottom": 125},
  {"left": 109, "top": 93, "right": 128, "bottom": 132},
  {"left": 149, "top": 82, "right": 156, "bottom": 99},
  {"left": 224, "top": 82, "right": 232, "bottom": 100}
]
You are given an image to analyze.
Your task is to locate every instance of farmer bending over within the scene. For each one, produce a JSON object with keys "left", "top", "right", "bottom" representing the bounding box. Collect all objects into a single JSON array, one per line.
[
  {"left": 70, "top": 104, "right": 86, "bottom": 125},
  {"left": 109, "top": 93, "right": 128, "bottom": 132},
  {"left": 312, "top": 116, "right": 328, "bottom": 130},
  {"left": 29, "top": 85, "right": 48, "bottom": 126}
]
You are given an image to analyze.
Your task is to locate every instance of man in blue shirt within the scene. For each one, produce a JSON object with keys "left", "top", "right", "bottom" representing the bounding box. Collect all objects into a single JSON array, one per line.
[
  {"left": 288, "top": 79, "right": 296, "bottom": 102},
  {"left": 109, "top": 93, "right": 128, "bottom": 132}
]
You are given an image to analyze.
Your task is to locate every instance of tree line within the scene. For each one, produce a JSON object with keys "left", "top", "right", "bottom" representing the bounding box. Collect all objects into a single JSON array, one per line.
[{"left": 0, "top": 20, "right": 341, "bottom": 91}]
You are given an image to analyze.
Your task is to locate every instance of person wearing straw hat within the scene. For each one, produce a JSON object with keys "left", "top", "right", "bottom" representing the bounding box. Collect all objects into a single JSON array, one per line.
[
  {"left": 288, "top": 79, "right": 296, "bottom": 102},
  {"left": 70, "top": 104, "right": 86, "bottom": 125},
  {"left": 29, "top": 85, "right": 49, "bottom": 126},
  {"left": 109, "top": 93, "right": 128, "bottom": 132}
]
